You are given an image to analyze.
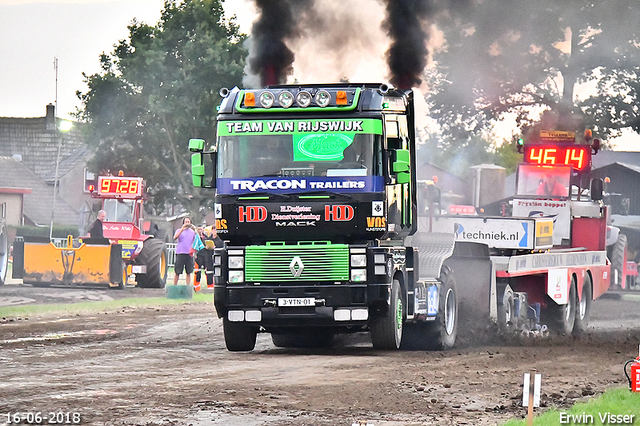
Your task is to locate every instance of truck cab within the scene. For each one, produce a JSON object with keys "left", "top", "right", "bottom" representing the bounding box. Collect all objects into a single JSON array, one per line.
[{"left": 190, "top": 84, "right": 455, "bottom": 351}]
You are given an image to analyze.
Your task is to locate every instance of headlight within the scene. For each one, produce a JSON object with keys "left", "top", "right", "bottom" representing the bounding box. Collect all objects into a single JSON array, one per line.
[
  {"left": 278, "top": 91, "right": 294, "bottom": 108},
  {"left": 351, "top": 269, "right": 367, "bottom": 282},
  {"left": 259, "top": 91, "right": 275, "bottom": 108},
  {"left": 296, "top": 91, "right": 312, "bottom": 107},
  {"left": 315, "top": 90, "right": 331, "bottom": 107},
  {"left": 351, "top": 254, "right": 366, "bottom": 268},
  {"left": 214, "top": 255, "right": 222, "bottom": 266},
  {"left": 229, "top": 270, "right": 244, "bottom": 283},
  {"left": 374, "top": 254, "right": 386, "bottom": 264},
  {"left": 228, "top": 256, "right": 244, "bottom": 269}
]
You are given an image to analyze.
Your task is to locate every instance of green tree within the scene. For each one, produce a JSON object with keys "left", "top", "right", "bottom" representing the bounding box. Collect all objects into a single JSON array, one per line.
[
  {"left": 77, "top": 0, "right": 247, "bottom": 217},
  {"left": 426, "top": 0, "right": 640, "bottom": 145}
]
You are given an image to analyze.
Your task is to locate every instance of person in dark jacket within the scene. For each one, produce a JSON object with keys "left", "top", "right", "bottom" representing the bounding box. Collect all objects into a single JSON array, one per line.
[{"left": 88, "top": 210, "right": 106, "bottom": 238}]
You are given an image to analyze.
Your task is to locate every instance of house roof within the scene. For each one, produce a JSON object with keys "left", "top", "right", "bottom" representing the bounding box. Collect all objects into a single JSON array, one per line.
[
  {"left": 0, "top": 156, "right": 79, "bottom": 226},
  {"left": 43, "top": 145, "right": 92, "bottom": 183},
  {"left": 591, "top": 150, "right": 640, "bottom": 169},
  {"left": 0, "top": 116, "right": 86, "bottom": 180}
]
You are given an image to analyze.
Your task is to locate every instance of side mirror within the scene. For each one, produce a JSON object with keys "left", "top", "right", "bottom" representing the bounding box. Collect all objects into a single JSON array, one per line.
[
  {"left": 191, "top": 153, "right": 205, "bottom": 187},
  {"left": 189, "top": 138, "right": 205, "bottom": 153},
  {"left": 590, "top": 178, "right": 603, "bottom": 201},
  {"left": 393, "top": 149, "right": 411, "bottom": 184}
]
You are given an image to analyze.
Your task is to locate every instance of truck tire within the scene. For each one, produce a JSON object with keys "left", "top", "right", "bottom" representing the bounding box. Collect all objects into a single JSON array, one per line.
[
  {"left": 610, "top": 233, "right": 627, "bottom": 289},
  {"left": 425, "top": 268, "right": 458, "bottom": 350},
  {"left": 574, "top": 274, "right": 592, "bottom": 335},
  {"left": 271, "top": 329, "right": 334, "bottom": 348},
  {"left": 545, "top": 276, "right": 577, "bottom": 335},
  {"left": 370, "top": 279, "right": 403, "bottom": 350},
  {"left": 223, "top": 318, "right": 258, "bottom": 351},
  {"left": 0, "top": 221, "right": 8, "bottom": 285},
  {"left": 135, "top": 239, "right": 167, "bottom": 289}
]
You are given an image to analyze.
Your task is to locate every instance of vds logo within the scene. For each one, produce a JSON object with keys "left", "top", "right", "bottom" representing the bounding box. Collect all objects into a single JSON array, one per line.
[
  {"left": 324, "top": 205, "right": 354, "bottom": 221},
  {"left": 238, "top": 206, "right": 267, "bottom": 222}
]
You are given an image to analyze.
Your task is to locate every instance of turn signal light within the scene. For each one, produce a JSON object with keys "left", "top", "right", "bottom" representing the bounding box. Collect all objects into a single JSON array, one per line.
[
  {"left": 336, "top": 90, "right": 348, "bottom": 105},
  {"left": 245, "top": 92, "right": 256, "bottom": 107}
]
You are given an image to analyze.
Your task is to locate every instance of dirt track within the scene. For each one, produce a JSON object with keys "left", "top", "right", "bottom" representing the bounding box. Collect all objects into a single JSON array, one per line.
[{"left": 1, "top": 284, "right": 640, "bottom": 426}]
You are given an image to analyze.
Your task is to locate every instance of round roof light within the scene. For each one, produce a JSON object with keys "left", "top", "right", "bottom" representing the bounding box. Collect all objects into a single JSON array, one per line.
[
  {"left": 259, "top": 91, "right": 275, "bottom": 108},
  {"left": 315, "top": 90, "right": 331, "bottom": 107},
  {"left": 296, "top": 91, "right": 312, "bottom": 107},
  {"left": 278, "top": 91, "right": 294, "bottom": 108}
]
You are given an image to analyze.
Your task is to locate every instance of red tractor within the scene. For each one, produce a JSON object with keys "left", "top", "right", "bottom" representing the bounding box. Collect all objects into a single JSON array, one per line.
[{"left": 89, "top": 173, "right": 168, "bottom": 288}]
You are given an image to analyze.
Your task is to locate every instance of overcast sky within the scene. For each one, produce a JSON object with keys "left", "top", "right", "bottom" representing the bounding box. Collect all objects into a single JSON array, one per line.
[
  {"left": 1, "top": 0, "right": 638, "bottom": 150},
  {"left": 0, "top": 0, "right": 255, "bottom": 119}
]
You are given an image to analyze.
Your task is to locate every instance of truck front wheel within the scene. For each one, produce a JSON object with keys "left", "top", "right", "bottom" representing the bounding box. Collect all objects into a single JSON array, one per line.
[
  {"left": 223, "top": 319, "right": 258, "bottom": 351},
  {"left": 370, "top": 279, "right": 403, "bottom": 350}
]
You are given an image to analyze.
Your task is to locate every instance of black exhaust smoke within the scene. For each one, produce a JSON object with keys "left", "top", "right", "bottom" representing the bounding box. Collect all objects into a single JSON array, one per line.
[
  {"left": 244, "top": 0, "right": 470, "bottom": 90},
  {"left": 382, "top": 0, "right": 434, "bottom": 90},
  {"left": 245, "top": 0, "right": 314, "bottom": 87}
]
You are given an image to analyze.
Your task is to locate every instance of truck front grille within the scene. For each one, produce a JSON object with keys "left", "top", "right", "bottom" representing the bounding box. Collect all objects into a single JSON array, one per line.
[{"left": 245, "top": 243, "right": 349, "bottom": 282}]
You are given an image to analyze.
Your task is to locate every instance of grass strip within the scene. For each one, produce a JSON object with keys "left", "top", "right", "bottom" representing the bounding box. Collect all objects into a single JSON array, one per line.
[
  {"left": 502, "top": 387, "right": 640, "bottom": 425},
  {"left": 0, "top": 292, "right": 214, "bottom": 319}
]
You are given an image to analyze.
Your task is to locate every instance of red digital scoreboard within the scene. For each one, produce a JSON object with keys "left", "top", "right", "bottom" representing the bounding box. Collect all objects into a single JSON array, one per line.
[
  {"left": 523, "top": 144, "right": 591, "bottom": 172},
  {"left": 97, "top": 176, "right": 143, "bottom": 198}
]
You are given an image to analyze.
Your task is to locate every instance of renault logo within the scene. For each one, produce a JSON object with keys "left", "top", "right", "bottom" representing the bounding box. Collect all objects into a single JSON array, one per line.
[{"left": 289, "top": 256, "right": 304, "bottom": 278}]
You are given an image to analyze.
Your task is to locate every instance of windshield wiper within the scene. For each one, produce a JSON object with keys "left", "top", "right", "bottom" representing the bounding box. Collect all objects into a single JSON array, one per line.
[
  {"left": 296, "top": 190, "right": 353, "bottom": 200},
  {"left": 235, "top": 192, "right": 292, "bottom": 200}
]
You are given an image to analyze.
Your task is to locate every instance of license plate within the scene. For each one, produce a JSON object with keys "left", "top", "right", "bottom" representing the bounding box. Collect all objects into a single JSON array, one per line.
[{"left": 278, "top": 298, "right": 316, "bottom": 307}]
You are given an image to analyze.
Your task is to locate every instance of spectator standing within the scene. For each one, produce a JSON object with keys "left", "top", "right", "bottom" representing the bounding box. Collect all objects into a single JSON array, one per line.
[{"left": 173, "top": 217, "right": 196, "bottom": 285}]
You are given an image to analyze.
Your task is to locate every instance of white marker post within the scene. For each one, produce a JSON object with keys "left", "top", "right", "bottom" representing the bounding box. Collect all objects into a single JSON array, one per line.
[{"left": 522, "top": 372, "right": 541, "bottom": 426}]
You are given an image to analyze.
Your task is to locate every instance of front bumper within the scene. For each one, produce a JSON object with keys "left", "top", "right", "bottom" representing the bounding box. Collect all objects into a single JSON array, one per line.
[{"left": 214, "top": 282, "right": 390, "bottom": 327}]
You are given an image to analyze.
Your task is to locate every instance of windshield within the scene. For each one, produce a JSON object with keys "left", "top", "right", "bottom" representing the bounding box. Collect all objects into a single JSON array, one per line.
[
  {"left": 217, "top": 118, "right": 383, "bottom": 179},
  {"left": 103, "top": 199, "right": 134, "bottom": 222},
  {"left": 516, "top": 164, "right": 571, "bottom": 198},
  {"left": 218, "top": 133, "right": 380, "bottom": 178}
]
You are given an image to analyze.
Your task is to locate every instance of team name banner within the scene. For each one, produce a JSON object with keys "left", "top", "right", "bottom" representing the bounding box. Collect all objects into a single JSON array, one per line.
[
  {"left": 218, "top": 176, "right": 384, "bottom": 195},
  {"left": 217, "top": 118, "right": 383, "bottom": 135}
]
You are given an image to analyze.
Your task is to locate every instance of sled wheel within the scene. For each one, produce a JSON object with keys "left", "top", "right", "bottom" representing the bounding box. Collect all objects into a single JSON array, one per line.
[
  {"left": 425, "top": 268, "right": 458, "bottom": 350},
  {"left": 547, "top": 276, "right": 577, "bottom": 335},
  {"left": 370, "top": 279, "right": 403, "bottom": 349},
  {"left": 611, "top": 234, "right": 627, "bottom": 289},
  {"left": 498, "top": 288, "right": 515, "bottom": 332},
  {"left": 574, "top": 274, "right": 592, "bottom": 335}
]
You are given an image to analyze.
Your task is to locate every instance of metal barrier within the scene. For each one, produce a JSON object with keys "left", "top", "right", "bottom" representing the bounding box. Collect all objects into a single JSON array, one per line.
[{"left": 166, "top": 243, "right": 176, "bottom": 267}]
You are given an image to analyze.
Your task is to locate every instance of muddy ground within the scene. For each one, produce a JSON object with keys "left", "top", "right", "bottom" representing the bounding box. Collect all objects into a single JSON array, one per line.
[{"left": 1, "top": 283, "right": 640, "bottom": 426}]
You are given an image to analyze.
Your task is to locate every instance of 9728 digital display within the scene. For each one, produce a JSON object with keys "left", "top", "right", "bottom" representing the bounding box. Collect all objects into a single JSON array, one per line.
[
  {"left": 523, "top": 144, "right": 591, "bottom": 172},
  {"left": 98, "top": 176, "right": 143, "bottom": 197}
]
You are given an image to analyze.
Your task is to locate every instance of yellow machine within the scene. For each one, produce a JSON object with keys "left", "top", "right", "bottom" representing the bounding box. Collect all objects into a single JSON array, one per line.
[{"left": 12, "top": 235, "right": 124, "bottom": 288}]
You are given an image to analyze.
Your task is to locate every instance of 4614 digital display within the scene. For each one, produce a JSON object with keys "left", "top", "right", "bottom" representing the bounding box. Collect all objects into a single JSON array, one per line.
[
  {"left": 523, "top": 144, "right": 591, "bottom": 172},
  {"left": 98, "top": 176, "right": 143, "bottom": 197}
]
